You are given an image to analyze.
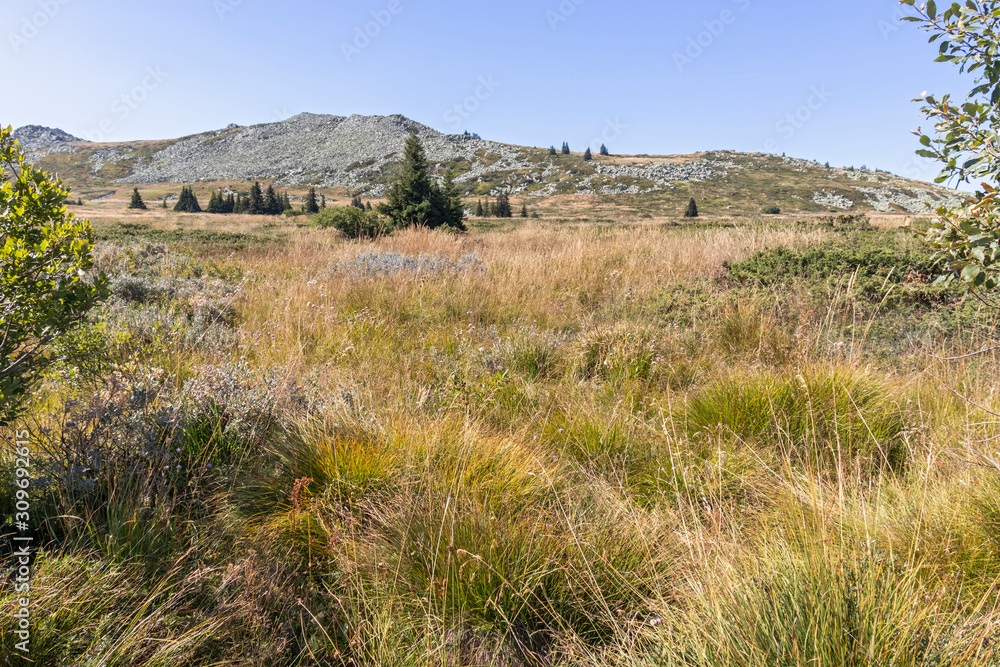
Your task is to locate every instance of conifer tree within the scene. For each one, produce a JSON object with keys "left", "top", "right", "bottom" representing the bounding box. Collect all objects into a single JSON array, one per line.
[
  {"left": 548, "top": 146, "right": 557, "bottom": 156},
  {"left": 303, "top": 188, "right": 319, "bottom": 214},
  {"left": 321, "top": 194, "right": 326, "bottom": 209},
  {"left": 684, "top": 198, "right": 699, "bottom": 218},
  {"left": 206, "top": 190, "right": 222, "bottom": 214},
  {"left": 583, "top": 147, "right": 593, "bottom": 161},
  {"left": 380, "top": 132, "right": 435, "bottom": 228},
  {"left": 475, "top": 200, "right": 484, "bottom": 217},
  {"left": 173, "top": 186, "right": 201, "bottom": 213},
  {"left": 600, "top": 144, "right": 609, "bottom": 156},
  {"left": 437, "top": 171, "right": 466, "bottom": 230},
  {"left": 365, "top": 201, "right": 372, "bottom": 211},
  {"left": 562, "top": 142, "right": 570, "bottom": 155},
  {"left": 128, "top": 187, "right": 147, "bottom": 210},
  {"left": 248, "top": 182, "right": 265, "bottom": 215},
  {"left": 493, "top": 189, "right": 512, "bottom": 218},
  {"left": 521, "top": 201, "right": 528, "bottom": 218},
  {"left": 282, "top": 193, "right": 292, "bottom": 212},
  {"left": 161, "top": 199, "right": 167, "bottom": 209},
  {"left": 264, "top": 183, "right": 281, "bottom": 215}
]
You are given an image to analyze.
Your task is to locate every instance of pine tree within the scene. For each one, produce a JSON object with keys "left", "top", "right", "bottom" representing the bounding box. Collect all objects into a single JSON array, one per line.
[
  {"left": 248, "top": 182, "right": 265, "bottom": 215},
  {"left": 351, "top": 195, "right": 365, "bottom": 210},
  {"left": 321, "top": 194, "right": 326, "bottom": 209},
  {"left": 521, "top": 201, "right": 528, "bottom": 218},
  {"left": 583, "top": 147, "right": 593, "bottom": 161},
  {"left": 282, "top": 193, "right": 292, "bottom": 212},
  {"left": 562, "top": 142, "right": 570, "bottom": 155},
  {"left": 233, "top": 192, "right": 246, "bottom": 214},
  {"left": 475, "top": 200, "right": 484, "bottom": 217},
  {"left": 437, "top": 171, "right": 466, "bottom": 230},
  {"left": 264, "top": 183, "right": 281, "bottom": 215},
  {"left": 548, "top": 146, "right": 557, "bottom": 156},
  {"left": 173, "top": 186, "right": 201, "bottom": 213},
  {"left": 600, "top": 144, "right": 609, "bottom": 156},
  {"left": 303, "top": 188, "right": 319, "bottom": 214},
  {"left": 493, "top": 189, "right": 512, "bottom": 218},
  {"left": 684, "top": 198, "right": 699, "bottom": 218},
  {"left": 128, "top": 187, "right": 147, "bottom": 210},
  {"left": 365, "top": 201, "right": 372, "bottom": 211},
  {"left": 379, "top": 132, "right": 436, "bottom": 229},
  {"left": 161, "top": 199, "right": 167, "bottom": 209},
  {"left": 206, "top": 190, "right": 222, "bottom": 214}
]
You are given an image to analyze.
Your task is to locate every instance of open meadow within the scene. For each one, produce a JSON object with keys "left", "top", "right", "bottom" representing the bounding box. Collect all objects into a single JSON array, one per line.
[{"left": 4, "top": 202, "right": 1000, "bottom": 666}]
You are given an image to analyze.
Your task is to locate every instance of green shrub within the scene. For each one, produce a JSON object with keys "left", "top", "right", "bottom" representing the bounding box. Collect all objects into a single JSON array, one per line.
[
  {"left": 313, "top": 206, "right": 394, "bottom": 239},
  {"left": 724, "top": 233, "right": 938, "bottom": 299},
  {"left": 762, "top": 205, "right": 781, "bottom": 215}
]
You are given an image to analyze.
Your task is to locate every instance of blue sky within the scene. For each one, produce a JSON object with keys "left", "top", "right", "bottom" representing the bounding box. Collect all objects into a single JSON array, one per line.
[{"left": 0, "top": 0, "right": 975, "bottom": 185}]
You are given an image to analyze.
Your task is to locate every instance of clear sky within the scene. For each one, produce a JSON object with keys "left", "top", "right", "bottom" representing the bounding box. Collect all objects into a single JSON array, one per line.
[{"left": 0, "top": 0, "right": 977, "bottom": 185}]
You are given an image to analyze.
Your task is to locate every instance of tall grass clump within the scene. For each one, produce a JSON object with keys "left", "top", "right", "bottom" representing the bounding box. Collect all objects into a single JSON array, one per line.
[{"left": 681, "top": 365, "right": 907, "bottom": 473}]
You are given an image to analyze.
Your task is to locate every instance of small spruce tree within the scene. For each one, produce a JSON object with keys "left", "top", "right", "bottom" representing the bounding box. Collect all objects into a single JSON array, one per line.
[
  {"left": 583, "top": 147, "right": 593, "bottom": 161},
  {"left": 475, "top": 200, "right": 484, "bottom": 217},
  {"left": 173, "top": 186, "right": 201, "bottom": 213},
  {"left": 128, "top": 187, "right": 147, "bottom": 210},
  {"left": 303, "top": 188, "right": 319, "bottom": 214},
  {"left": 684, "top": 198, "right": 699, "bottom": 218},
  {"left": 206, "top": 190, "right": 222, "bottom": 214},
  {"left": 520, "top": 201, "right": 528, "bottom": 218},
  {"left": 248, "top": 182, "right": 265, "bottom": 215},
  {"left": 562, "top": 142, "right": 570, "bottom": 155},
  {"left": 548, "top": 146, "right": 557, "bottom": 156},
  {"left": 600, "top": 144, "right": 609, "bottom": 156}
]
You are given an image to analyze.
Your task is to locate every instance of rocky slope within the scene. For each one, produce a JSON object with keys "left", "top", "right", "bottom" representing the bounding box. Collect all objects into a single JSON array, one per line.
[
  {"left": 13, "top": 115, "right": 968, "bottom": 214},
  {"left": 12, "top": 125, "right": 82, "bottom": 154}
]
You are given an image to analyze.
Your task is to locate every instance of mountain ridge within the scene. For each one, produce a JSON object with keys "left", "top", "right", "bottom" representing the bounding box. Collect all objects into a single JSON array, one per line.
[{"left": 12, "top": 114, "right": 967, "bottom": 215}]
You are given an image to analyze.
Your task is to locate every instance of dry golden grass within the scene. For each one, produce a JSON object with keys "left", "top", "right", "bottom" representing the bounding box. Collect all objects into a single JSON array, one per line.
[{"left": 5, "top": 209, "right": 1000, "bottom": 666}]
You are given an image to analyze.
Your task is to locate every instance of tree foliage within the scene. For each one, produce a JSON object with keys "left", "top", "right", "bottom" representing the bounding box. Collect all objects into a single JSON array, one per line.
[
  {"left": 379, "top": 133, "right": 466, "bottom": 231},
  {"left": 173, "top": 186, "right": 201, "bottom": 213},
  {"left": 904, "top": 0, "right": 1000, "bottom": 294},
  {"left": 684, "top": 198, "right": 699, "bottom": 218},
  {"left": 0, "top": 126, "right": 109, "bottom": 424},
  {"left": 128, "top": 188, "right": 147, "bottom": 210},
  {"left": 313, "top": 206, "right": 392, "bottom": 239},
  {"left": 303, "top": 188, "right": 319, "bottom": 214}
]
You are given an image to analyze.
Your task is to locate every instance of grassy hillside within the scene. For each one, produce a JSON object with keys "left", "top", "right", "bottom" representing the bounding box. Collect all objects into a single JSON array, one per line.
[
  {"left": 28, "top": 130, "right": 965, "bottom": 218},
  {"left": 2, "top": 203, "right": 1000, "bottom": 665}
]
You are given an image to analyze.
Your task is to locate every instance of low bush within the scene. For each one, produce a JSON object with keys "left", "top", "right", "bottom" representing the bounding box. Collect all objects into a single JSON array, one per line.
[{"left": 313, "top": 206, "right": 394, "bottom": 239}]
